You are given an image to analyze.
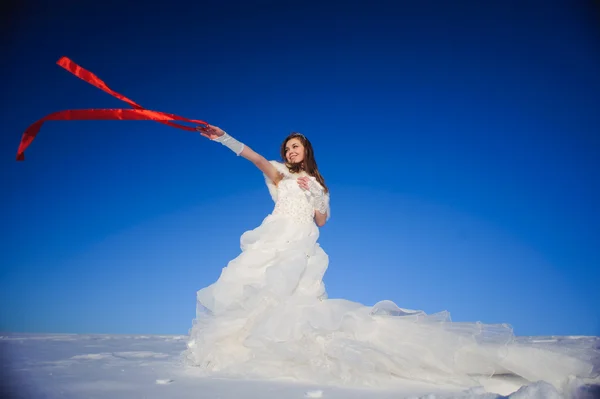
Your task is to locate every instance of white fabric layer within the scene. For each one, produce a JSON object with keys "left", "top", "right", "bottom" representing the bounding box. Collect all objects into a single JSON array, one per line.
[
  {"left": 184, "top": 161, "right": 597, "bottom": 393},
  {"left": 263, "top": 160, "right": 330, "bottom": 222}
]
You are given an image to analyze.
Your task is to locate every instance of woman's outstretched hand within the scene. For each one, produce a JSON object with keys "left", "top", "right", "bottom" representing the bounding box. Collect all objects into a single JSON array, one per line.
[{"left": 196, "top": 124, "right": 225, "bottom": 140}]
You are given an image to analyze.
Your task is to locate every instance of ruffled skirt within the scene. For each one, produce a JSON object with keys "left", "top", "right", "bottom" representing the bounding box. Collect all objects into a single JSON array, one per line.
[{"left": 184, "top": 214, "right": 597, "bottom": 392}]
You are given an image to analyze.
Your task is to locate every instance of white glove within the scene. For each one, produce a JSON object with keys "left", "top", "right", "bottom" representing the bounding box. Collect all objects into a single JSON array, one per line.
[
  {"left": 212, "top": 132, "right": 245, "bottom": 156},
  {"left": 305, "top": 179, "right": 328, "bottom": 215}
]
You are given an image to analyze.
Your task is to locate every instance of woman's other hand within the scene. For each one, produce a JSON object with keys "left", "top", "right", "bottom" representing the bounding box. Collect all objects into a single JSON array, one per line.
[
  {"left": 297, "top": 176, "right": 311, "bottom": 191},
  {"left": 196, "top": 124, "right": 225, "bottom": 140}
]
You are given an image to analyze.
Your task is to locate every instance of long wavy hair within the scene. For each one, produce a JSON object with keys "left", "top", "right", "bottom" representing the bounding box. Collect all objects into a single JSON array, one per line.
[{"left": 280, "top": 132, "right": 328, "bottom": 193}]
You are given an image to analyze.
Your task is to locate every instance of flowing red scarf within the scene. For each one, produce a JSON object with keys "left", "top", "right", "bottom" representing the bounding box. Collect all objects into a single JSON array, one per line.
[{"left": 15, "top": 57, "right": 209, "bottom": 161}]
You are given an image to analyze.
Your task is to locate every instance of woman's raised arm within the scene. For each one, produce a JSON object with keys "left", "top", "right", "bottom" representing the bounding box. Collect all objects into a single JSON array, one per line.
[{"left": 197, "top": 124, "right": 283, "bottom": 185}]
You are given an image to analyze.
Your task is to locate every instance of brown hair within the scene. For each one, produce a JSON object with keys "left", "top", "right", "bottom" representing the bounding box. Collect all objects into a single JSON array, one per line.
[{"left": 280, "top": 132, "right": 329, "bottom": 193}]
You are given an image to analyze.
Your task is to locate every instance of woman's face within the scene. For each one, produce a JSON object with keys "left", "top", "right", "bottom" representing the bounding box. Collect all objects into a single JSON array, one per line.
[{"left": 284, "top": 137, "right": 305, "bottom": 164}]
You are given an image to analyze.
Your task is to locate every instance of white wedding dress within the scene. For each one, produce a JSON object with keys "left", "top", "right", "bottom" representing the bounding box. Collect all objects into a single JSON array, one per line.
[{"left": 184, "top": 161, "right": 597, "bottom": 393}]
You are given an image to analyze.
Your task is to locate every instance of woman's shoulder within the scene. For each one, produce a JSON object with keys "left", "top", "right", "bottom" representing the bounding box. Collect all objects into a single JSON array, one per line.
[{"left": 268, "top": 160, "right": 290, "bottom": 175}]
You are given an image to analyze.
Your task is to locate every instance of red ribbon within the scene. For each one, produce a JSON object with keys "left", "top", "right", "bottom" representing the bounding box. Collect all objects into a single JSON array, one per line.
[{"left": 16, "top": 56, "right": 208, "bottom": 161}]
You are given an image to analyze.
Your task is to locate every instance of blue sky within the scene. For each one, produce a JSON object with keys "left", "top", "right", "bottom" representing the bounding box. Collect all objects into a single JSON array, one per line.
[{"left": 1, "top": 1, "right": 599, "bottom": 337}]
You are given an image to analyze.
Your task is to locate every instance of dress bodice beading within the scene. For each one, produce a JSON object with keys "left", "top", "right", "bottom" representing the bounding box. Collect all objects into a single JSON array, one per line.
[
  {"left": 272, "top": 179, "right": 317, "bottom": 224},
  {"left": 264, "top": 160, "right": 330, "bottom": 225}
]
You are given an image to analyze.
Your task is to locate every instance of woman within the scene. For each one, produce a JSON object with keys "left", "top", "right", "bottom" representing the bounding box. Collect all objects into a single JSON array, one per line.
[{"left": 184, "top": 125, "right": 597, "bottom": 394}]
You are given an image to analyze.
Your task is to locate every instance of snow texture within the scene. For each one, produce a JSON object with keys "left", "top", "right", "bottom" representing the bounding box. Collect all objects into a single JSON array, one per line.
[{"left": 1, "top": 333, "right": 598, "bottom": 399}]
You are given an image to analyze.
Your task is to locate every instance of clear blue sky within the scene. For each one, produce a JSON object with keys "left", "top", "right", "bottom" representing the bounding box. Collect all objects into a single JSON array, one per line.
[{"left": 1, "top": 1, "right": 599, "bottom": 337}]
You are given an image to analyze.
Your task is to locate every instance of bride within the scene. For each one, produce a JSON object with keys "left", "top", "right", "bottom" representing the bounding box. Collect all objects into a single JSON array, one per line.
[{"left": 184, "top": 125, "right": 597, "bottom": 394}]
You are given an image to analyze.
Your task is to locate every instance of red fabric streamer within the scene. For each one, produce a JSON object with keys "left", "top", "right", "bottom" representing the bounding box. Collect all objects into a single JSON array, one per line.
[{"left": 16, "top": 56, "right": 209, "bottom": 161}]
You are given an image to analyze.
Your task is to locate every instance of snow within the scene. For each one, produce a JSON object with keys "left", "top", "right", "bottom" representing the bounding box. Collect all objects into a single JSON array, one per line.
[{"left": 0, "top": 333, "right": 597, "bottom": 399}]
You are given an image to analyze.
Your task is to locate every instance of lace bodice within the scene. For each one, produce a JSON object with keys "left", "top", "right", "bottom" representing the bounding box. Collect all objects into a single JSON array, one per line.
[{"left": 264, "top": 161, "right": 330, "bottom": 225}]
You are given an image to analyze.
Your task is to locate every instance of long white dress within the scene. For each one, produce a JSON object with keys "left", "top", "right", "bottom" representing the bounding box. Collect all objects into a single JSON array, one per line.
[{"left": 184, "top": 161, "right": 598, "bottom": 393}]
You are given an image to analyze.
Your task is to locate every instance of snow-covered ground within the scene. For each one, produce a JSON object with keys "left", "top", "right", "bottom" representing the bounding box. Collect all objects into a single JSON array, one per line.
[{"left": 1, "top": 334, "right": 598, "bottom": 399}]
